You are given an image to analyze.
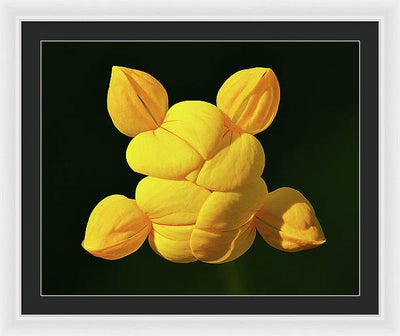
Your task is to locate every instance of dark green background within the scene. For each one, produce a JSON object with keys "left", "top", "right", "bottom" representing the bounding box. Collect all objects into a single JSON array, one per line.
[{"left": 42, "top": 42, "right": 359, "bottom": 295}]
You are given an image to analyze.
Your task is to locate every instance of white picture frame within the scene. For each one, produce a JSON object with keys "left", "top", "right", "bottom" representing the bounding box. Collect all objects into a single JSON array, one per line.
[{"left": 0, "top": 0, "right": 398, "bottom": 334}]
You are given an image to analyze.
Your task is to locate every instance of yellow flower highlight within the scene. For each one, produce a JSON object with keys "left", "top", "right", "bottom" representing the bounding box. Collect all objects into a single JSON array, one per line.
[
  {"left": 83, "top": 66, "right": 326, "bottom": 264},
  {"left": 253, "top": 188, "right": 326, "bottom": 252}
]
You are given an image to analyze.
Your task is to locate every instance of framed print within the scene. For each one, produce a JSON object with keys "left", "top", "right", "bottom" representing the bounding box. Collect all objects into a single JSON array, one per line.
[
  {"left": 3, "top": 0, "right": 400, "bottom": 332},
  {"left": 19, "top": 20, "right": 378, "bottom": 315}
]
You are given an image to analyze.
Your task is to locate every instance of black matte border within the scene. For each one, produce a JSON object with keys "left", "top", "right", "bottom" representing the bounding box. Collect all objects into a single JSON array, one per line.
[{"left": 21, "top": 21, "right": 379, "bottom": 315}]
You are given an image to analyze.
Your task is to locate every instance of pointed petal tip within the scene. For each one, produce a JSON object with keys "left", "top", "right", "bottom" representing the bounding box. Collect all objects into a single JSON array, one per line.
[{"left": 110, "top": 65, "right": 130, "bottom": 76}]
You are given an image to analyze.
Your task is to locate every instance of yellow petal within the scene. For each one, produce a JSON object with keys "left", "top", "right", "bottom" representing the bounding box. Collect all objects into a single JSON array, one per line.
[
  {"left": 190, "top": 219, "right": 256, "bottom": 264},
  {"left": 254, "top": 187, "right": 326, "bottom": 252},
  {"left": 135, "top": 177, "right": 211, "bottom": 225},
  {"left": 185, "top": 166, "right": 201, "bottom": 182},
  {"left": 107, "top": 66, "right": 168, "bottom": 137},
  {"left": 149, "top": 224, "right": 197, "bottom": 263},
  {"left": 126, "top": 101, "right": 224, "bottom": 180},
  {"left": 190, "top": 178, "right": 267, "bottom": 263},
  {"left": 196, "top": 130, "right": 265, "bottom": 191},
  {"left": 162, "top": 101, "right": 224, "bottom": 159},
  {"left": 149, "top": 227, "right": 197, "bottom": 263},
  {"left": 195, "top": 178, "right": 267, "bottom": 231},
  {"left": 135, "top": 177, "right": 210, "bottom": 263},
  {"left": 126, "top": 128, "right": 202, "bottom": 179},
  {"left": 82, "top": 195, "right": 151, "bottom": 260},
  {"left": 217, "top": 67, "right": 280, "bottom": 134},
  {"left": 152, "top": 223, "right": 195, "bottom": 241}
]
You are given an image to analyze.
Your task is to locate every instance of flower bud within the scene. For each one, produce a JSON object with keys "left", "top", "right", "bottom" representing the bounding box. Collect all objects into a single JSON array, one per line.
[
  {"left": 82, "top": 195, "right": 151, "bottom": 260},
  {"left": 254, "top": 187, "right": 326, "bottom": 252},
  {"left": 107, "top": 66, "right": 168, "bottom": 137},
  {"left": 217, "top": 67, "right": 280, "bottom": 135}
]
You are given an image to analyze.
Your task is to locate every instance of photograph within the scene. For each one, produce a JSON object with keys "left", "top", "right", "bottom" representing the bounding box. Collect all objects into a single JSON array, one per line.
[
  {"left": 2, "top": 0, "right": 398, "bottom": 331},
  {"left": 41, "top": 40, "right": 359, "bottom": 296}
]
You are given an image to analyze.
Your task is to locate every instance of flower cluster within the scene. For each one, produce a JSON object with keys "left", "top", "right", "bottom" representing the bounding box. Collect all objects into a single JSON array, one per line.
[{"left": 82, "top": 66, "right": 326, "bottom": 264}]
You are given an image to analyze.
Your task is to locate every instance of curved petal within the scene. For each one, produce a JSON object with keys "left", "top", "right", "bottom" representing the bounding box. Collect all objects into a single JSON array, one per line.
[
  {"left": 135, "top": 177, "right": 211, "bottom": 225},
  {"left": 196, "top": 131, "right": 265, "bottom": 191},
  {"left": 190, "top": 220, "right": 256, "bottom": 264},
  {"left": 126, "top": 128, "right": 202, "bottom": 179},
  {"left": 135, "top": 177, "right": 210, "bottom": 263},
  {"left": 162, "top": 101, "right": 224, "bottom": 159},
  {"left": 195, "top": 178, "right": 267, "bottom": 231},
  {"left": 190, "top": 178, "right": 267, "bottom": 263},
  {"left": 126, "top": 101, "right": 224, "bottom": 180},
  {"left": 217, "top": 67, "right": 280, "bottom": 135},
  {"left": 107, "top": 66, "right": 168, "bottom": 136},
  {"left": 149, "top": 227, "right": 197, "bottom": 263},
  {"left": 82, "top": 195, "right": 151, "bottom": 260},
  {"left": 254, "top": 187, "right": 326, "bottom": 252},
  {"left": 152, "top": 223, "right": 195, "bottom": 240}
]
